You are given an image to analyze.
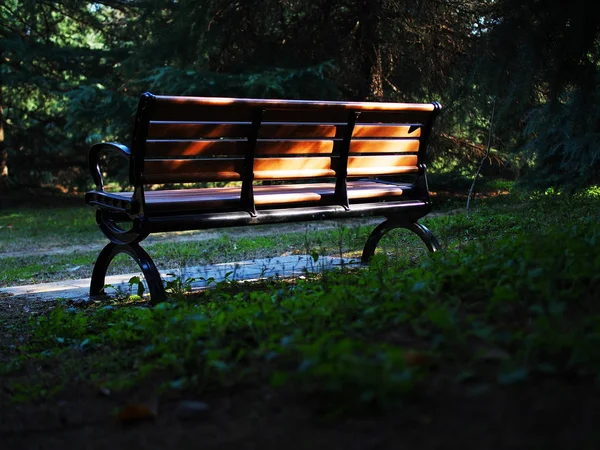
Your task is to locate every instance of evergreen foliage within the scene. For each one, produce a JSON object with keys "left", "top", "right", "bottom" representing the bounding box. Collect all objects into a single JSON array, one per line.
[
  {"left": 0, "top": 0, "right": 599, "bottom": 190},
  {"left": 471, "top": 0, "right": 600, "bottom": 189}
]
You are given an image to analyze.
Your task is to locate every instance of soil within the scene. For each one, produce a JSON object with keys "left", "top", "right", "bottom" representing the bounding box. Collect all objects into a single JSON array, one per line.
[
  {"left": 1, "top": 298, "right": 599, "bottom": 450},
  {"left": 2, "top": 385, "right": 598, "bottom": 450}
]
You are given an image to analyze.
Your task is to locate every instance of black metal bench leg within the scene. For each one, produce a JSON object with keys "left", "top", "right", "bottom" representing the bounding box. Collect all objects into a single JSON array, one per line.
[
  {"left": 90, "top": 242, "right": 167, "bottom": 304},
  {"left": 361, "top": 219, "right": 440, "bottom": 264}
]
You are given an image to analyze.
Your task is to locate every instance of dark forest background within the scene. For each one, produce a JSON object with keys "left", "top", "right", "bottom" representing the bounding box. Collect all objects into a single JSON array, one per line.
[{"left": 1, "top": 0, "right": 599, "bottom": 193}]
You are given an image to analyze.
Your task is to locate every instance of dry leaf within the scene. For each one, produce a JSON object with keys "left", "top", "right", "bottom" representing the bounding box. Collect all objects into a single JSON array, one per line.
[{"left": 117, "top": 402, "right": 157, "bottom": 423}]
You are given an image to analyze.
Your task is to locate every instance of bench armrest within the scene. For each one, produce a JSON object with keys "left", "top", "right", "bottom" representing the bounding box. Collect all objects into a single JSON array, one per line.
[{"left": 88, "top": 142, "right": 131, "bottom": 190}]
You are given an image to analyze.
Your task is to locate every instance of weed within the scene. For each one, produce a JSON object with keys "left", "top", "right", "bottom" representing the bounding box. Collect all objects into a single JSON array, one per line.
[{"left": 4, "top": 188, "right": 600, "bottom": 415}]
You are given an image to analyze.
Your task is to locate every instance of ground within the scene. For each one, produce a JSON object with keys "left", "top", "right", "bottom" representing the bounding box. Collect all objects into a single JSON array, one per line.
[
  {"left": 2, "top": 297, "right": 599, "bottom": 450},
  {"left": 2, "top": 189, "right": 600, "bottom": 450}
]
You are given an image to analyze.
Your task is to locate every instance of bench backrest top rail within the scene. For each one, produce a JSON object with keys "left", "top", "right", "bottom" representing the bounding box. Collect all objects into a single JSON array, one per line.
[
  {"left": 153, "top": 94, "right": 438, "bottom": 112},
  {"left": 147, "top": 95, "right": 438, "bottom": 123}
]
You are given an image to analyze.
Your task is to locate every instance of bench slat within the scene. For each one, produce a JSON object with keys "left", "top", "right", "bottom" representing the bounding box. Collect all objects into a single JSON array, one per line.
[
  {"left": 258, "top": 124, "right": 338, "bottom": 138},
  {"left": 151, "top": 98, "right": 434, "bottom": 124},
  {"left": 347, "top": 155, "right": 418, "bottom": 176},
  {"left": 146, "top": 139, "right": 337, "bottom": 157},
  {"left": 143, "top": 154, "right": 418, "bottom": 182},
  {"left": 143, "top": 156, "right": 345, "bottom": 183},
  {"left": 353, "top": 124, "right": 422, "bottom": 138},
  {"left": 148, "top": 122, "right": 251, "bottom": 139},
  {"left": 153, "top": 95, "right": 437, "bottom": 110},
  {"left": 145, "top": 138, "right": 420, "bottom": 158},
  {"left": 253, "top": 157, "right": 337, "bottom": 179},
  {"left": 143, "top": 159, "right": 244, "bottom": 183},
  {"left": 260, "top": 110, "right": 432, "bottom": 124},
  {"left": 148, "top": 122, "right": 422, "bottom": 140},
  {"left": 255, "top": 140, "right": 335, "bottom": 155},
  {"left": 349, "top": 139, "right": 420, "bottom": 153},
  {"left": 146, "top": 140, "right": 247, "bottom": 157},
  {"left": 148, "top": 122, "right": 343, "bottom": 139},
  {"left": 134, "top": 180, "right": 410, "bottom": 214}
]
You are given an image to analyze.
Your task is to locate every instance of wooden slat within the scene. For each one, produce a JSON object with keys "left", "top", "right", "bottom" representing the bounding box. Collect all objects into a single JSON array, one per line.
[
  {"left": 148, "top": 122, "right": 251, "bottom": 139},
  {"left": 349, "top": 139, "right": 420, "bottom": 154},
  {"left": 143, "top": 159, "right": 244, "bottom": 184},
  {"left": 255, "top": 140, "right": 336, "bottom": 155},
  {"left": 140, "top": 181, "right": 409, "bottom": 213},
  {"left": 347, "top": 155, "right": 418, "bottom": 176},
  {"left": 151, "top": 95, "right": 438, "bottom": 123},
  {"left": 356, "top": 111, "right": 433, "bottom": 124},
  {"left": 347, "top": 180, "right": 407, "bottom": 200},
  {"left": 261, "top": 109, "right": 350, "bottom": 124},
  {"left": 151, "top": 101, "right": 252, "bottom": 122},
  {"left": 151, "top": 96, "right": 436, "bottom": 123},
  {"left": 146, "top": 140, "right": 247, "bottom": 157},
  {"left": 253, "top": 157, "right": 336, "bottom": 179},
  {"left": 258, "top": 123, "right": 338, "bottom": 138},
  {"left": 148, "top": 104, "right": 344, "bottom": 124},
  {"left": 254, "top": 184, "right": 332, "bottom": 205},
  {"left": 153, "top": 95, "right": 435, "bottom": 115},
  {"left": 353, "top": 124, "right": 421, "bottom": 138},
  {"left": 149, "top": 102, "right": 344, "bottom": 123},
  {"left": 259, "top": 109, "right": 433, "bottom": 124},
  {"left": 142, "top": 154, "right": 417, "bottom": 182},
  {"left": 146, "top": 139, "right": 341, "bottom": 157},
  {"left": 143, "top": 187, "right": 241, "bottom": 212}
]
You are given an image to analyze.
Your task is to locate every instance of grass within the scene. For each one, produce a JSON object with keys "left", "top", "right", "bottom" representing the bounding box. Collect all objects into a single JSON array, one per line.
[
  {"left": 0, "top": 213, "right": 429, "bottom": 287},
  {"left": 0, "top": 206, "right": 99, "bottom": 252},
  {"left": 2, "top": 185, "right": 600, "bottom": 417},
  {"left": 0, "top": 173, "right": 512, "bottom": 255},
  {"left": 0, "top": 181, "right": 594, "bottom": 290},
  {"left": 2, "top": 175, "right": 508, "bottom": 287}
]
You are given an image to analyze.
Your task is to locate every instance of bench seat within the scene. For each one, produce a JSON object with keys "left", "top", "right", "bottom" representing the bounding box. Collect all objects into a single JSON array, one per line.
[{"left": 86, "top": 180, "right": 411, "bottom": 215}]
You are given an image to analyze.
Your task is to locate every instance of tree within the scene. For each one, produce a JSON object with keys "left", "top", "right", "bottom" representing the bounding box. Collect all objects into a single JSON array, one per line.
[
  {"left": 472, "top": 0, "right": 600, "bottom": 189},
  {"left": 0, "top": 0, "right": 134, "bottom": 189},
  {"left": 4, "top": 0, "right": 597, "bottom": 192}
]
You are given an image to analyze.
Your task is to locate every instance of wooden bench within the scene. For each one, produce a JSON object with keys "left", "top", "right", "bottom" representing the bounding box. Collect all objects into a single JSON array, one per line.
[{"left": 85, "top": 92, "right": 442, "bottom": 303}]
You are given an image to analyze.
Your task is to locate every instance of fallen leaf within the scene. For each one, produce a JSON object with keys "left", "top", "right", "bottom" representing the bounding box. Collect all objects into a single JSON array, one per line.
[{"left": 117, "top": 402, "right": 157, "bottom": 423}]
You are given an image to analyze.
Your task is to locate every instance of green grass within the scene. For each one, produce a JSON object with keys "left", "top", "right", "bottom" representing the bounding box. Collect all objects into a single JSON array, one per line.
[
  {"left": 0, "top": 220, "right": 442, "bottom": 287},
  {"left": 2, "top": 182, "right": 598, "bottom": 288},
  {"left": 0, "top": 207, "right": 99, "bottom": 253},
  {"left": 0, "top": 214, "right": 424, "bottom": 286},
  {"left": 3, "top": 186, "right": 600, "bottom": 413}
]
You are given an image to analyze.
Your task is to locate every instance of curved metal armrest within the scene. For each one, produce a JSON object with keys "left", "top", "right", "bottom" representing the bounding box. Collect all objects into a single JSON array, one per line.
[{"left": 89, "top": 142, "right": 131, "bottom": 190}]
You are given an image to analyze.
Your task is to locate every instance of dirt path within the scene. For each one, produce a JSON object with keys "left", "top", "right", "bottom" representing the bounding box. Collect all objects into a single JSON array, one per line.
[
  {"left": 0, "top": 222, "right": 349, "bottom": 259},
  {"left": 0, "top": 231, "right": 222, "bottom": 259},
  {"left": 0, "top": 211, "right": 460, "bottom": 260}
]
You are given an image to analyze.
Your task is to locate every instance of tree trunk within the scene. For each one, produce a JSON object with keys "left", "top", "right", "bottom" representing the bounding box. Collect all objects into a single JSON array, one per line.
[
  {"left": 369, "top": 46, "right": 384, "bottom": 99},
  {"left": 357, "top": 0, "right": 384, "bottom": 100},
  {"left": 0, "top": 86, "right": 7, "bottom": 190},
  {"left": 0, "top": 36, "right": 7, "bottom": 188}
]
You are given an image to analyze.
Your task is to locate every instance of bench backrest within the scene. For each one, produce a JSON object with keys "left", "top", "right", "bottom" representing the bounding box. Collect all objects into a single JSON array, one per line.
[{"left": 130, "top": 93, "right": 441, "bottom": 187}]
